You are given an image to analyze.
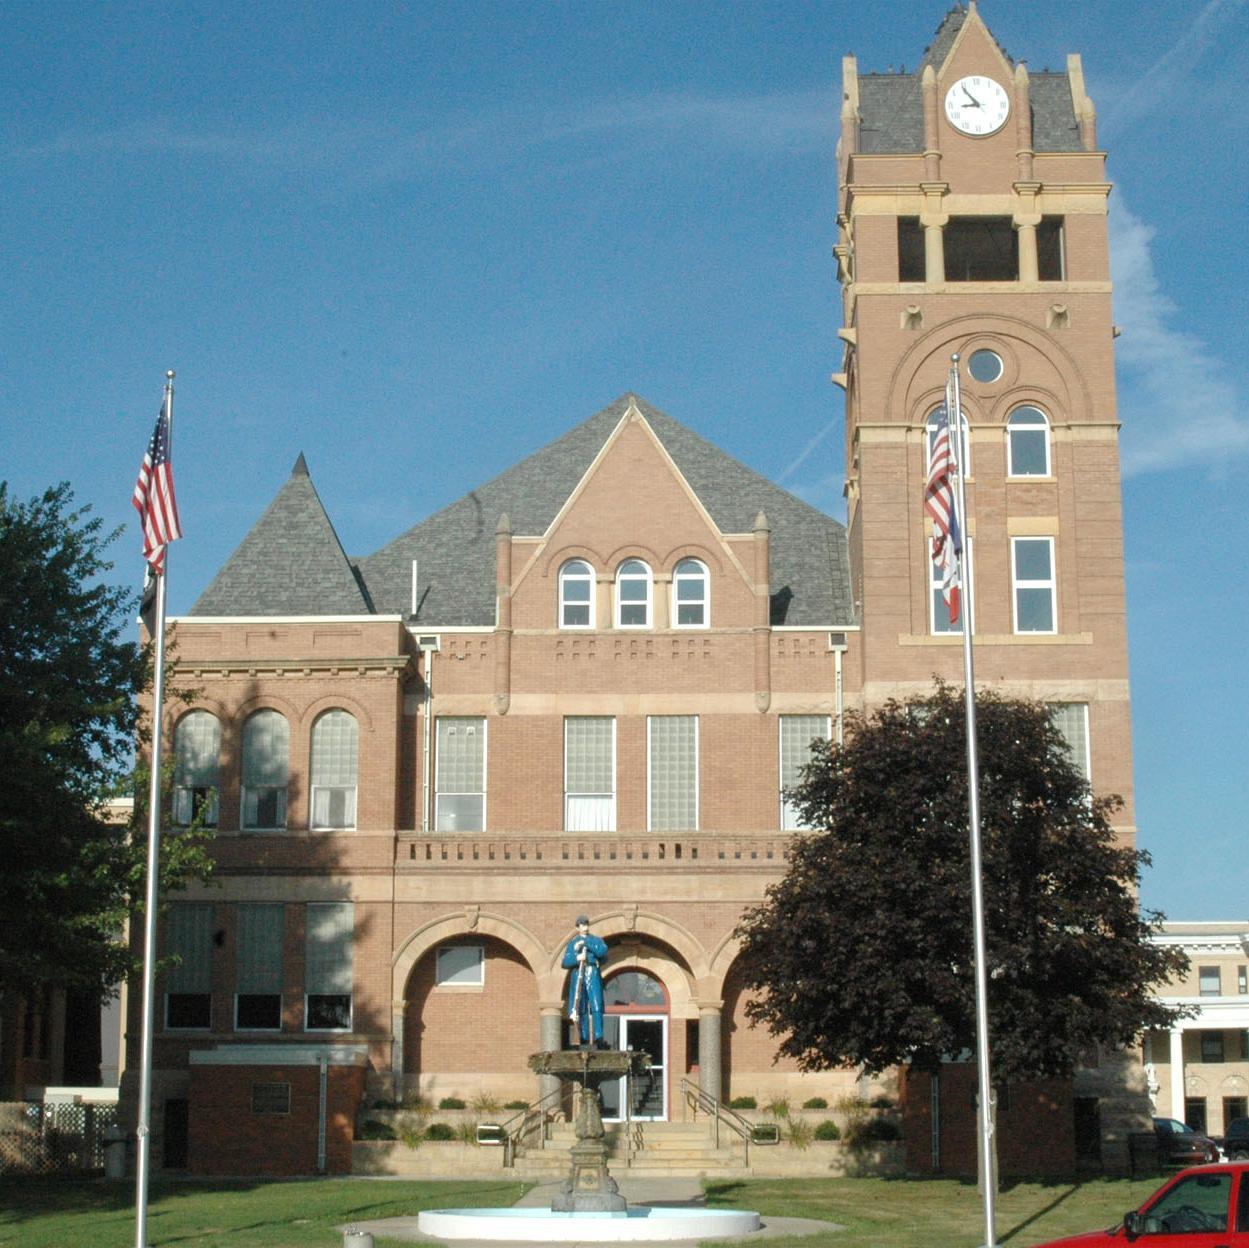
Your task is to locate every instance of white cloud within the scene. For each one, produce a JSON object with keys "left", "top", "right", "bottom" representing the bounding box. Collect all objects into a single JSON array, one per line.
[{"left": 1110, "top": 197, "right": 1249, "bottom": 476}]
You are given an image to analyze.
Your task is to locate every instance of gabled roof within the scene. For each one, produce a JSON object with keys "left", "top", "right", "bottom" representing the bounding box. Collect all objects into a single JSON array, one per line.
[
  {"left": 190, "top": 453, "right": 372, "bottom": 617},
  {"left": 856, "top": 5, "right": 1084, "bottom": 155},
  {"left": 359, "top": 395, "right": 855, "bottom": 628}
]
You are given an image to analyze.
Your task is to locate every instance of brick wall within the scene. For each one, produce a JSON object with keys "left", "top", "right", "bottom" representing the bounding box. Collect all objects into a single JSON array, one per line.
[{"left": 188, "top": 1061, "right": 365, "bottom": 1175}]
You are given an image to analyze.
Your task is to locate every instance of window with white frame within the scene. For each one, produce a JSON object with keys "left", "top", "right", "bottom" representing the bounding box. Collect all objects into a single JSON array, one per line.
[
  {"left": 436, "top": 717, "right": 486, "bottom": 831},
  {"left": 1049, "top": 703, "right": 1091, "bottom": 785},
  {"left": 436, "top": 944, "right": 484, "bottom": 987},
  {"left": 1007, "top": 406, "right": 1051, "bottom": 477},
  {"left": 672, "top": 558, "right": 709, "bottom": 628},
  {"left": 305, "top": 902, "right": 353, "bottom": 1030},
  {"left": 565, "top": 717, "right": 615, "bottom": 832},
  {"left": 780, "top": 715, "right": 830, "bottom": 830},
  {"left": 235, "top": 903, "right": 284, "bottom": 1031},
  {"left": 927, "top": 406, "right": 971, "bottom": 476},
  {"left": 648, "top": 716, "right": 697, "bottom": 831},
  {"left": 1199, "top": 966, "right": 1222, "bottom": 997},
  {"left": 310, "top": 710, "right": 358, "bottom": 829},
  {"left": 559, "top": 559, "right": 595, "bottom": 628},
  {"left": 930, "top": 535, "right": 972, "bottom": 635},
  {"left": 172, "top": 711, "right": 220, "bottom": 827},
  {"left": 615, "top": 559, "right": 652, "bottom": 628},
  {"left": 165, "top": 903, "right": 213, "bottom": 1029},
  {"left": 242, "top": 710, "right": 289, "bottom": 830},
  {"left": 1011, "top": 537, "right": 1056, "bottom": 634}
]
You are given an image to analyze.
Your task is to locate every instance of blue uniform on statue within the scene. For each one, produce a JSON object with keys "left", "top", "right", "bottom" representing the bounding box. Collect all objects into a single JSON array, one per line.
[{"left": 562, "top": 915, "right": 609, "bottom": 1048}]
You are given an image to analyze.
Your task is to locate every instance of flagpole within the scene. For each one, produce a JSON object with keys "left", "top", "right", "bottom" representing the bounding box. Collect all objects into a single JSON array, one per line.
[
  {"left": 949, "top": 353, "right": 996, "bottom": 1248},
  {"left": 134, "top": 370, "right": 174, "bottom": 1248}
]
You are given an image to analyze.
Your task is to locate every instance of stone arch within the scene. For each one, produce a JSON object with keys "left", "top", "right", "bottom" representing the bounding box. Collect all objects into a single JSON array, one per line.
[
  {"left": 885, "top": 314, "right": 1095, "bottom": 428},
  {"left": 393, "top": 910, "right": 546, "bottom": 1007}
]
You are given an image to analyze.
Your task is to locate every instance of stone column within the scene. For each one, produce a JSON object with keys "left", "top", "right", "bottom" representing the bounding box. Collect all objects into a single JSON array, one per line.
[
  {"left": 697, "top": 1004, "right": 724, "bottom": 1101},
  {"left": 539, "top": 1005, "right": 565, "bottom": 1105},
  {"left": 391, "top": 1008, "right": 405, "bottom": 1101},
  {"left": 1169, "top": 1027, "right": 1185, "bottom": 1121}
]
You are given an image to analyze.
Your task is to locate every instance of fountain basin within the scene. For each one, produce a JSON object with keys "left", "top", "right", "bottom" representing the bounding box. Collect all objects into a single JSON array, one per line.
[{"left": 417, "top": 1205, "right": 762, "bottom": 1241}]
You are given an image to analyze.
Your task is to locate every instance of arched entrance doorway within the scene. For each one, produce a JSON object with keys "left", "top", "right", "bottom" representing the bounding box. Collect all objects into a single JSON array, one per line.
[{"left": 600, "top": 968, "right": 669, "bottom": 1122}]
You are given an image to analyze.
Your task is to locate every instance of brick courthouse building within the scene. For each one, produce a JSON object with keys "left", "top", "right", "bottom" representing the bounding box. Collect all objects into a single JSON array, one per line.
[{"left": 123, "top": 4, "right": 1150, "bottom": 1175}]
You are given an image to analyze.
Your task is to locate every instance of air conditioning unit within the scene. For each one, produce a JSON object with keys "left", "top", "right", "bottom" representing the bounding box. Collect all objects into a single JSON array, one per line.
[
  {"left": 828, "top": 632, "right": 848, "bottom": 652},
  {"left": 416, "top": 634, "right": 441, "bottom": 652}
]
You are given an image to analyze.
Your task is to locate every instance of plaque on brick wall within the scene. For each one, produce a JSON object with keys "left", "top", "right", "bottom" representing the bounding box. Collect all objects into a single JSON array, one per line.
[{"left": 251, "top": 1081, "right": 291, "bottom": 1114}]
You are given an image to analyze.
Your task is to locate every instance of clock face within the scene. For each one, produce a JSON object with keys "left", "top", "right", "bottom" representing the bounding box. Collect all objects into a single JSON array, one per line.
[{"left": 944, "top": 75, "right": 1010, "bottom": 136}]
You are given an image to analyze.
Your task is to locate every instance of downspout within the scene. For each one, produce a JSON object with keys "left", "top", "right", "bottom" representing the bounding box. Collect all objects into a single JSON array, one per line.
[{"left": 421, "top": 650, "right": 434, "bottom": 833}]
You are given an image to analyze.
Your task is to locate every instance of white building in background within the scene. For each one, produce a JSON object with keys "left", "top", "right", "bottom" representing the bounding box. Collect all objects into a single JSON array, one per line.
[{"left": 1146, "top": 923, "right": 1249, "bottom": 1136}]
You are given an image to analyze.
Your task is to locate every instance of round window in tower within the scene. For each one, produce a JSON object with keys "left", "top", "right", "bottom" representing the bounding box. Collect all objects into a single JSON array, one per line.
[{"left": 967, "top": 349, "right": 1004, "bottom": 384}]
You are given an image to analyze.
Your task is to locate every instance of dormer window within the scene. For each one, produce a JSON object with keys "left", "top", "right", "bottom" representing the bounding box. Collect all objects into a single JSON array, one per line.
[
  {"left": 615, "top": 559, "right": 652, "bottom": 628},
  {"left": 672, "top": 558, "right": 709, "bottom": 628},
  {"left": 559, "top": 559, "right": 595, "bottom": 628}
]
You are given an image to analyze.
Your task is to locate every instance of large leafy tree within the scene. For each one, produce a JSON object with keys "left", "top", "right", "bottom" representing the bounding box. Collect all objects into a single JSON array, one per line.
[
  {"left": 0, "top": 482, "right": 210, "bottom": 996},
  {"left": 736, "top": 683, "right": 1188, "bottom": 1081}
]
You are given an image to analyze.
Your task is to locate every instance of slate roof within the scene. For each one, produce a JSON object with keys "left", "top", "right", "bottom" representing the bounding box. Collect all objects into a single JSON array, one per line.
[
  {"left": 857, "top": 5, "right": 1084, "bottom": 155},
  {"left": 190, "top": 395, "right": 856, "bottom": 629},
  {"left": 191, "top": 453, "right": 372, "bottom": 617}
]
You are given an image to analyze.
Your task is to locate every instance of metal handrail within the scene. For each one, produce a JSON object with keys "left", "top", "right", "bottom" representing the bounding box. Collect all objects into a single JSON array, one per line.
[
  {"left": 680, "top": 1078, "right": 755, "bottom": 1166},
  {"left": 500, "top": 1087, "right": 566, "bottom": 1167}
]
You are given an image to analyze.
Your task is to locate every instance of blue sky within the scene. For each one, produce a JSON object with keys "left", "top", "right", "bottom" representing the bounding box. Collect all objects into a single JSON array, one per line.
[{"left": 2, "top": 1, "right": 1245, "bottom": 920}]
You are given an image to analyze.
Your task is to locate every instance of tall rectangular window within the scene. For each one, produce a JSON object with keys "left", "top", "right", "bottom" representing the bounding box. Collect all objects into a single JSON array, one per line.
[
  {"left": 1199, "top": 965, "right": 1222, "bottom": 997},
  {"left": 1238, "top": 965, "right": 1247, "bottom": 995},
  {"left": 565, "top": 717, "right": 615, "bottom": 832},
  {"left": 305, "top": 902, "right": 353, "bottom": 1031},
  {"left": 648, "top": 716, "right": 697, "bottom": 831},
  {"left": 944, "top": 217, "right": 1017, "bottom": 281},
  {"left": 1012, "top": 537, "right": 1057, "bottom": 634},
  {"left": 235, "top": 904, "right": 284, "bottom": 1031},
  {"left": 1201, "top": 1032, "right": 1225, "bottom": 1063},
  {"left": 897, "top": 217, "right": 925, "bottom": 281},
  {"left": 436, "top": 717, "right": 486, "bottom": 831},
  {"left": 1049, "top": 703, "right": 1091, "bottom": 785},
  {"left": 165, "top": 903, "right": 213, "bottom": 1030},
  {"left": 780, "top": 716, "right": 830, "bottom": 830},
  {"left": 1037, "top": 217, "right": 1066, "bottom": 280}
]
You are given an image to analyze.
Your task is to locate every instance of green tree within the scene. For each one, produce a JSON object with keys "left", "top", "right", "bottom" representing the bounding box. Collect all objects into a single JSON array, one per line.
[
  {"left": 0, "top": 482, "right": 210, "bottom": 996},
  {"left": 735, "top": 683, "right": 1188, "bottom": 1081}
]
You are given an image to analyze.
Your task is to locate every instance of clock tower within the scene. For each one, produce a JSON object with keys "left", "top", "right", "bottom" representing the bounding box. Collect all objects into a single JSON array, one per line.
[{"left": 837, "top": 3, "right": 1145, "bottom": 1169}]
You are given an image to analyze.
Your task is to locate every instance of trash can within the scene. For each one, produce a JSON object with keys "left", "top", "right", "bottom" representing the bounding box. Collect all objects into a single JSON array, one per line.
[
  {"left": 342, "top": 1230, "right": 374, "bottom": 1248},
  {"left": 103, "top": 1125, "right": 126, "bottom": 1179}
]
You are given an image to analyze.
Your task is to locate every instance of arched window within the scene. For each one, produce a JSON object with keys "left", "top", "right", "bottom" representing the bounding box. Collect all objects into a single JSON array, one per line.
[
  {"left": 603, "top": 970, "right": 668, "bottom": 1010},
  {"left": 671, "top": 558, "right": 709, "bottom": 628},
  {"left": 615, "top": 559, "right": 652, "bottom": 628},
  {"left": 241, "top": 709, "right": 289, "bottom": 830},
  {"left": 172, "top": 711, "right": 219, "bottom": 827},
  {"left": 926, "top": 406, "right": 971, "bottom": 477},
  {"left": 1007, "top": 405, "right": 1051, "bottom": 477},
  {"left": 559, "top": 559, "right": 595, "bottom": 628},
  {"left": 310, "top": 710, "right": 358, "bottom": 829}
]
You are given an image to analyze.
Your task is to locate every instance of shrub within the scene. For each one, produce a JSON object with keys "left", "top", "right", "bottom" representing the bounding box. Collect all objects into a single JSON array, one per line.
[
  {"left": 786, "top": 1116, "right": 813, "bottom": 1149},
  {"left": 426, "top": 1122, "right": 456, "bottom": 1141},
  {"left": 729, "top": 1096, "right": 757, "bottom": 1110},
  {"left": 358, "top": 1119, "right": 397, "bottom": 1141},
  {"left": 471, "top": 1092, "right": 501, "bottom": 1114},
  {"left": 503, "top": 1100, "right": 529, "bottom": 1111},
  {"left": 369, "top": 1099, "right": 400, "bottom": 1111},
  {"left": 844, "top": 1115, "right": 901, "bottom": 1149},
  {"left": 764, "top": 1097, "right": 791, "bottom": 1120},
  {"left": 869, "top": 1094, "right": 895, "bottom": 1109},
  {"left": 401, "top": 1092, "right": 432, "bottom": 1114},
  {"left": 456, "top": 1120, "right": 479, "bottom": 1144},
  {"left": 438, "top": 1096, "right": 467, "bottom": 1110},
  {"left": 802, "top": 1097, "right": 828, "bottom": 1110},
  {"left": 398, "top": 1122, "right": 424, "bottom": 1149},
  {"left": 814, "top": 1120, "right": 841, "bottom": 1141}
]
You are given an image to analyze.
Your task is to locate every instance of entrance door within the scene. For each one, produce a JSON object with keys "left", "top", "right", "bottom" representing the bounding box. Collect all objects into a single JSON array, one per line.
[{"left": 600, "top": 1014, "right": 667, "bottom": 1121}]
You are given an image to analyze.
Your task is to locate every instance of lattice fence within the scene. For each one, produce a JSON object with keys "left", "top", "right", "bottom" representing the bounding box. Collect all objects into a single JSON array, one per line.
[{"left": 0, "top": 1102, "right": 118, "bottom": 1174}]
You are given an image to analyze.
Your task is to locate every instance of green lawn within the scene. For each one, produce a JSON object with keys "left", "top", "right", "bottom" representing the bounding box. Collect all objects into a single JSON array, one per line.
[
  {"left": 0, "top": 1173, "right": 1165, "bottom": 1248},
  {"left": 0, "top": 1177, "right": 530, "bottom": 1248},
  {"left": 704, "top": 1175, "right": 1164, "bottom": 1247}
]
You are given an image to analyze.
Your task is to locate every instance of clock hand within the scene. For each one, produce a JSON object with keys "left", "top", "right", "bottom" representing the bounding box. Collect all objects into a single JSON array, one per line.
[{"left": 962, "top": 87, "right": 982, "bottom": 108}]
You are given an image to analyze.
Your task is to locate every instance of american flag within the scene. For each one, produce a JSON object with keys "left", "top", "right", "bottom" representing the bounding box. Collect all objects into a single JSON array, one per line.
[
  {"left": 924, "top": 403, "right": 962, "bottom": 625},
  {"left": 132, "top": 402, "right": 183, "bottom": 574}
]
